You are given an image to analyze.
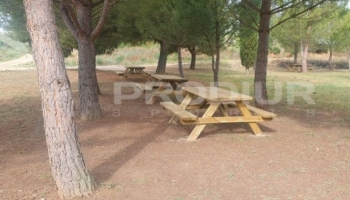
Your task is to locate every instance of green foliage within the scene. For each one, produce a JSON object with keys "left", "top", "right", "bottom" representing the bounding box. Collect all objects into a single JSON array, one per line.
[
  {"left": 328, "top": 10, "right": 350, "bottom": 54},
  {"left": 0, "top": 0, "right": 29, "bottom": 43},
  {"left": 271, "top": 1, "right": 347, "bottom": 55},
  {"left": 239, "top": 32, "right": 258, "bottom": 69},
  {"left": 238, "top": 0, "right": 259, "bottom": 70},
  {"left": 269, "top": 46, "right": 281, "bottom": 54}
]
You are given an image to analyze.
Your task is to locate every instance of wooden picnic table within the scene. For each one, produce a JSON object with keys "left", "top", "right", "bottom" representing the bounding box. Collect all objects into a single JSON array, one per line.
[
  {"left": 124, "top": 66, "right": 146, "bottom": 77},
  {"left": 123, "top": 66, "right": 146, "bottom": 78},
  {"left": 160, "top": 86, "right": 276, "bottom": 141},
  {"left": 145, "top": 74, "right": 188, "bottom": 104},
  {"left": 286, "top": 64, "right": 313, "bottom": 72}
]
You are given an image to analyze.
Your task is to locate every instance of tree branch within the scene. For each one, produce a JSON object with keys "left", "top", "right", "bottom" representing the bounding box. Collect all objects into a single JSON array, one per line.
[
  {"left": 92, "top": 0, "right": 104, "bottom": 7},
  {"left": 241, "top": 0, "right": 261, "bottom": 13},
  {"left": 92, "top": 0, "right": 121, "bottom": 17},
  {"left": 270, "top": 0, "right": 300, "bottom": 14},
  {"left": 91, "top": 0, "right": 110, "bottom": 41},
  {"left": 59, "top": 1, "right": 81, "bottom": 40},
  {"left": 270, "top": 0, "right": 328, "bottom": 31}
]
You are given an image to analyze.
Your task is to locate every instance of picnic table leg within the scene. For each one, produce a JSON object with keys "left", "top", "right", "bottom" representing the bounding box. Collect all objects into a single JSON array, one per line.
[
  {"left": 123, "top": 68, "right": 130, "bottom": 78},
  {"left": 170, "top": 82, "right": 178, "bottom": 90},
  {"left": 187, "top": 102, "right": 221, "bottom": 141},
  {"left": 218, "top": 104, "right": 229, "bottom": 117},
  {"left": 146, "top": 82, "right": 169, "bottom": 104},
  {"left": 235, "top": 101, "right": 263, "bottom": 136},
  {"left": 169, "top": 93, "right": 193, "bottom": 123}
]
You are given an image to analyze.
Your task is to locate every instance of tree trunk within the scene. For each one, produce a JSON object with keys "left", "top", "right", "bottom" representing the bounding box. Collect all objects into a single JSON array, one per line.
[
  {"left": 254, "top": 0, "right": 271, "bottom": 110},
  {"left": 23, "top": 0, "right": 95, "bottom": 199},
  {"left": 212, "top": 19, "right": 220, "bottom": 87},
  {"left": 329, "top": 46, "right": 333, "bottom": 70},
  {"left": 348, "top": 52, "right": 350, "bottom": 73},
  {"left": 187, "top": 45, "right": 196, "bottom": 70},
  {"left": 212, "top": 54, "right": 219, "bottom": 87},
  {"left": 177, "top": 46, "right": 184, "bottom": 77},
  {"left": 300, "top": 40, "right": 309, "bottom": 73},
  {"left": 293, "top": 42, "right": 298, "bottom": 64},
  {"left": 78, "top": 39, "right": 102, "bottom": 120},
  {"left": 156, "top": 40, "right": 168, "bottom": 74},
  {"left": 76, "top": 2, "right": 102, "bottom": 120}
]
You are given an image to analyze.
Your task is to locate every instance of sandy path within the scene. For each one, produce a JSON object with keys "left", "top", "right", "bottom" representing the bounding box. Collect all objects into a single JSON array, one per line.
[{"left": 0, "top": 54, "right": 34, "bottom": 68}]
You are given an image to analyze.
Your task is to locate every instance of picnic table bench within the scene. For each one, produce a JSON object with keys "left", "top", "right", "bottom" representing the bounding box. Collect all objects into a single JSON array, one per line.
[{"left": 160, "top": 87, "right": 276, "bottom": 141}]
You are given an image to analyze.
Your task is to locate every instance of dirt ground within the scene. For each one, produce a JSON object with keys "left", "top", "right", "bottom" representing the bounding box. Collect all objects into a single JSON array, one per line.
[{"left": 1, "top": 66, "right": 350, "bottom": 200}]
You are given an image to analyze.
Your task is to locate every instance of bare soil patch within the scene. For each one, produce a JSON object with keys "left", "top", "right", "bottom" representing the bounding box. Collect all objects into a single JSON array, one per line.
[
  {"left": 1, "top": 67, "right": 350, "bottom": 200},
  {"left": 0, "top": 54, "right": 34, "bottom": 69}
]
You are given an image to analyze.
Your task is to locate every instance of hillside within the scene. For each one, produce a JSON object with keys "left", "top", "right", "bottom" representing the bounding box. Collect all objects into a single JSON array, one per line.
[{"left": 0, "top": 33, "right": 30, "bottom": 62}]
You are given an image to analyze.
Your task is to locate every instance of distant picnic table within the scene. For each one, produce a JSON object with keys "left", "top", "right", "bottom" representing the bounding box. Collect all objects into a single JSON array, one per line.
[
  {"left": 116, "top": 66, "right": 146, "bottom": 78},
  {"left": 286, "top": 64, "right": 313, "bottom": 72}
]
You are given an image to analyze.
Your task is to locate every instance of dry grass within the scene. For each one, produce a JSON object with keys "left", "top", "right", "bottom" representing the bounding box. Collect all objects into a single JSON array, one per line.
[
  {"left": 1, "top": 45, "right": 350, "bottom": 199},
  {"left": 1, "top": 65, "right": 350, "bottom": 200}
]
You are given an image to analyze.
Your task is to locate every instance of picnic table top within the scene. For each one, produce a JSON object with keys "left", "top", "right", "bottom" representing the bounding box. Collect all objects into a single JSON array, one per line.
[
  {"left": 151, "top": 74, "right": 188, "bottom": 82},
  {"left": 125, "top": 66, "right": 146, "bottom": 69},
  {"left": 182, "top": 86, "right": 253, "bottom": 102}
]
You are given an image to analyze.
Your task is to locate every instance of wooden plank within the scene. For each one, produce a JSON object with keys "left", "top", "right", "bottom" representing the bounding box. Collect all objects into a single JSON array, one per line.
[
  {"left": 226, "top": 102, "right": 276, "bottom": 120},
  {"left": 160, "top": 102, "right": 197, "bottom": 121},
  {"left": 125, "top": 66, "right": 145, "bottom": 70},
  {"left": 182, "top": 87, "right": 253, "bottom": 102},
  {"left": 187, "top": 102, "right": 221, "bottom": 141},
  {"left": 151, "top": 74, "right": 188, "bottom": 82},
  {"left": 180, "top": 116, "right": 264, "bottom": 125},
  {"left": 245, "top": 104, "right": 276, "bottom": 119},
  {"left": 169, "top": 93, "right": 194, "bottom": 123},
  {"left": 236, "top": 101, "right": 263, "bottom": 135},
  {"left": 218, "top": 104, "right": 229, "bottom": 117},
  {"left": 186, "top": 101, "right": 235, "bottom": 110},
  {"left": 115, "top": 71, "right": 125, "bottom": 76}
]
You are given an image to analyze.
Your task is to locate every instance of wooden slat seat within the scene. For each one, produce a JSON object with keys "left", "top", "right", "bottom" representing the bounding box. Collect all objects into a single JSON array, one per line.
[
  {"left": 222, "top": 102, "right": 276, "bottom": 120},
  {"left": 115, "top": 70, "right": 125, "bottom": 76},
  {"left": 160, "top": 102, "right": 197, "bottom": 121},
  {"left": 245, "top": 104, "right": 276, "bottom": 119}
]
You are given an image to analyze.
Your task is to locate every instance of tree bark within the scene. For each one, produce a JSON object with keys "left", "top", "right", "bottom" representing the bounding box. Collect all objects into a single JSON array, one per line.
[
  {"left": 23, "top": 0, "right": 95, "bottom": 199},
  {"left": 293, "top": 42, "right": 298, "bottom": 64},
  {"left": 254, "top": 0, "right": 271, "bottom": 110},
  {"left": 187, "top": 45, "right": 196, "bottom": 70},
  {"left": 300, "top": 39, "right": 309, "bottom": 73},
  {"left": 78, "top": 39, "right": 102, "bottom": 120},
  {"left": 156, "top": 40, "right": 168, "bottom": 74},
  {"left": 328, "top": 45, "right": 333, "bottom": 70},
  {"left": 76, "top": 1, "right": 102, "bottom": 120},
  {"left": 177, "top": 45, "right": 184, "bottom": 77},
  {"left": 211, "top": 54, "right": 219, "bottom": 87},
  {"left": 60, "top": 0, "right": 108, "bottom": 120},
  {"left": 348, "top": 52, "right": 350, "bottom": 73},
  {"left": 212, "top": 18, "right": 220, "bottom": 87}
]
